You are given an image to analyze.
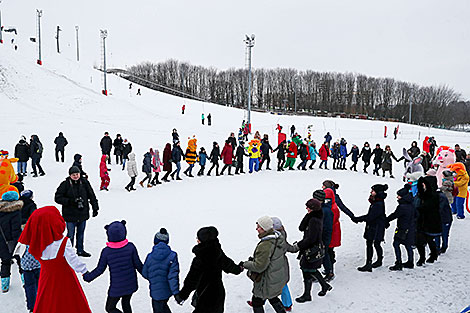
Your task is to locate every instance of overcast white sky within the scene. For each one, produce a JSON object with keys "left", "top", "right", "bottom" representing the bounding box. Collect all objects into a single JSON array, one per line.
[{"left": 3, "top": 0, "right": 470, "bottom": 99}]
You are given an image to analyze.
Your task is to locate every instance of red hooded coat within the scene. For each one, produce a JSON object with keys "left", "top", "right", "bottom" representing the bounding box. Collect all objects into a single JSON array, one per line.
[
  {"left": 319, "top": 144, "right": 330, "bottom": 161},
  {"left": 221, "top": 143, "right": 233, "bottom": 165},
  {"left": 324, "top": 188, "right": 341, "bottom": 248},
  {"left": 287, "top": 142, "right": 298, "bottom": 159}
]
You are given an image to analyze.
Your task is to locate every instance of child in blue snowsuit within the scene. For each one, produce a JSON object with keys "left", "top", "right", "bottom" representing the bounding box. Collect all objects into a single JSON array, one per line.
[
  {"left": 142, "top": 228, "right": 180, "bottom": 313},
  {"left": 83, "top": 220, "right": 143, "bottom": 313},
  {"left": 197, "top": 147, "right": 207, "bottom": 176}
]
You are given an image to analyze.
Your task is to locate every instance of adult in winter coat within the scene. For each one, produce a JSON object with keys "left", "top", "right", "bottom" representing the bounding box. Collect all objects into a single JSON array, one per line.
[
  {"left": 228, "top": 133, "right": 237, "bottom": 155},
  {"left": 318, "top": 143, "right": 330, "bottom": 169},
  {"left": 207, "top": 142, "right": 221, "bottom": 176},
  {"left": 416, "top": 176, "right": 442, "bottom": 266},
  {"left": 324, "top": 132, "right": 332, "bottom": 145},
  {"left": 220, "top": 141, "right": 234, "bottom": 175},
  {"left": 296, "top": 143, "right": 309, "bottom": 170},
  {"left": 207, "top": 114, "right": 212, "bottom": 126},
  {"left": 308, "top": 142, "right": 319, "bottom": 169},
  {"left": 454, "top": 144, "right": 467, "bottom": 163},
  {"left": 348, "top": 145, "right": 360, "bottom": 171},
  {"left": 386, "top": 185, "right": 416, "bottom": 271},
  {"left": 322, "top": 180, "right": 356, "bottom": 220},
  {"left": 330, "top": 142, "right": 341, "bottom": 170},
  {"left": 436, "top": 188, "right": 452, "bottom": 255},
  {"left": 125, "top": 153, "right": 138, "bottom": 192},
  {"left": 99, "top": 155, "right": 111, "bottom": 191},
  {"left": 100, "top": 132, "right": 113, "bottom": 164},
  {"left": 142, "top": 228, "right": 180, "bottom": 313},
  {"left": 19, "top": 190, "right": 37, "bottom": 226},
  {"left": 260, "top": 137, "right": 273, "bottom": 170},
  {"left": 371, "top": 144, "right": 383, "bottom": 176},
  {"left": 72, "top": 154, "right": 88, "bottom": 179},
  {"left": 0, "top": 191, "right": 23, "bottom": 293},
  {"left": 121, "top": 139, "right": 132, "bottom": 170},
  {"left": 359, "top": 142, "right": 372, "bottom": 173},
  {"left": 54, "top": 166, "right": 99, "bottom": 257},
  {"left": 284, "top": 142, "right": 298, "bottom": 170},
  {"left": 440, "top": 170, "right": 454, "bottom": 205},
  {"left": 150, "top": 149, "right": 162, "bottom": 185},
  {"left": 273, "top": 141, "right": 287, "bottom": 171},
  {"left": 18, "top": 206, "right": 91, "bottom": 313},
  {"left": 381, "top": 145, "right": 399, "bottom": 178},
  {"left": 339, "top": 140, "right": 348, "bottom": 170},
  {"left": 353, "top": 184, "right": 388, "bottom": 272},
  {"left": 241, "top": 217, "right": 289, "bottom": 313},
  {"left": 161, "top": 143, "right": 173, "bottom": 182},
  {"left": 290, "top": 125, "right": 296, "bottom": 138},
  {"left": 294, "top": 199, "right": 332, "bottom": 304},
  {"left": 30, "top": 135, "right": 45, "bottom": 177},
  {"left": 83, "top": 220, "right": 143, "bottom": 313},
  {"left": 113, "top": 134, "right": 124, "bottom": 165},
  {"left": 54, "top": 132, "right": 68, "bottom": 163},
  {"left": 407, "top": 141, "right": 421, "bottom": 160},
  {"left": 140, "top": 151, "right": 154, "bottom": 188},
  {"left": 14, "top": 136, "right": 30, "bottom": 176},
  {"left": 323, "top": 189, "right": 340, "bottom": 281},
  {"left": 176, "top": 226, "right": 242, "bottom": 313},
  {"left": 170, "top": 142, "right": 184, "bottom": 180},
  {"left": 235, "top": 142, "right": 249, "bottom": 174}
]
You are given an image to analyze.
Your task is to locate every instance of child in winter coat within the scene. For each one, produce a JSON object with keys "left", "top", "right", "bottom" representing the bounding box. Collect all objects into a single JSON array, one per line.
[
  {"left": 20, "top": 190, "right": 37, "bottom": 226},
  {"left": 386, "top": 184, "right": 416, "bottom": 271},
  {"left": 308, "top": 142, "right": 319, "bottom": 169},
  {"left": 125, "top": 153, "right": 138, "bottom": 192},
  {"left": 140, "top": 151, "right": 154, "bottom": 188},
  {"left": 142, "top": 228, "right": 180, "bottom": 313},
  {"left": 99, "top": 155, "right": 111, "bottom": 191},
  {"left": 83, "top": 221, "right": 143, "bottom": 313},
  {"left": 440, "top": 170, "right": 455, "bottom": 205},
  {"left": 150, "top": 149, "right": 162, "bottom": 185},
  {"left": 348, "top": 145, "right": 360, "bottom": 171},
  {"left": 21, "top": 245, "right": 41, "bottom": 312},
  {"left": 197, "top": 147, "right": 207, "bottom": 176}
]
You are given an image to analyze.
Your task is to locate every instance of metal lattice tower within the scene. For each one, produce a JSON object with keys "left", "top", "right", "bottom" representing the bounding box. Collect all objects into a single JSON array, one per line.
[{"left": 244, "top": 34, "right": 255, "bottom": 127}]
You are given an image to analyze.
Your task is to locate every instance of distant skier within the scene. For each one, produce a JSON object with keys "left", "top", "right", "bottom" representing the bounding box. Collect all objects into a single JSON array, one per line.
[
  {"left": 393, "top": 127, "right": 398, "bottom": 140},
  {"left": 182, "top": 105, "right": 185, "bottom": 114},
  {"left": 129, "top": 83, "right": 132, "bottom": 89},
  {"left": 290, "top": 125, "right": 296, "bottom": 138}
]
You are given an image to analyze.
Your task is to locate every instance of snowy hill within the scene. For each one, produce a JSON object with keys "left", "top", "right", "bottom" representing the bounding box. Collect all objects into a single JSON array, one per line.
[{"left": 1, "top": 21, "right": 470, "bottom": 313}]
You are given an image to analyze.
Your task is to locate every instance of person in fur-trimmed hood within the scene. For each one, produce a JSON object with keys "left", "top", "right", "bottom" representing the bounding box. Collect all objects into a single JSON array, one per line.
[{"left": 83, "top": 220, "right": 143, "bottom": 313}]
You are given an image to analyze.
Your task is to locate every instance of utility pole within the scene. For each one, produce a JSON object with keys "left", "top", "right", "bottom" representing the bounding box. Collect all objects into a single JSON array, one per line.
[
  {"left": 100, "top": 29, "right": 108, "bottom": 96},
  {"left": 36, "top": 9, "right": 43, "bottom": 65},
  {"left": 244, "top": 34, "right": 255, "bottom": 128},
  {"left": 75, "top": 26, "right": 79, "bottom": 61},
  {"left": 294, "top": 75, "right": 298, "bottom": 113},
  {"left": 408, "top": 88, "right": 413, "bottom": 124},
  {"left": 55, "top": 25, "right": 61, "bottom": 53},
  {"left": 0, "top": 10, "right": 3, "bottom": 44}
]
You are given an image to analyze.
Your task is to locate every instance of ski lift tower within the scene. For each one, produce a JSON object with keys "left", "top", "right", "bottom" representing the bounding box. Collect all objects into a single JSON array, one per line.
[
  {"left": 244, "top": 34, "right": 255, "bottom": 131},
  {"left": 100, "top": 29, "right": 108, "bottom": 96}
]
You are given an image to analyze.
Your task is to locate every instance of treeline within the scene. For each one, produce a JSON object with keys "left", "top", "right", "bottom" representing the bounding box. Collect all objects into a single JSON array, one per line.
[{"left": 126, "top": 59, "right": 466, "bottom": 126}]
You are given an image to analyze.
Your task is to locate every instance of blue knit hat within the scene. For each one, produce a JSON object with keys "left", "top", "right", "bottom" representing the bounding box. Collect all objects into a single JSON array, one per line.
[
  {"left": 20, "top": 190, "right": 33, "bottom": 199},
  {"left": 2, "top": 191, "right": 19, "bottom": 201},
  {"left": 105, "top": 220, "right": 127, "bottom": 242},
  {"left": 154, "top": 228, "right": 169, "bottom": 245}
]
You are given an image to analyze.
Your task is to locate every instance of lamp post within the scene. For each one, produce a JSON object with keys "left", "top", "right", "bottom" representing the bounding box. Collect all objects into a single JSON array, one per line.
[
  {"left": 244, "top": 34, "right": 255, "bottom": 127},
  {"left": 75, "top": 26, "right": 79, "bottom": 61},
  {"left": 55, "top": 25, "right": 61, "bottom": 53},
  {"left": 0, "top": 9, "right": 3, "bottom": 44},
  {"left": 293, "top": 75, "right": 298, "bottom": 113},
  {"left": 100, "top": 29, "right": 108, "bottom": 96},
  {"left": 408, "top": 88, "right": 413, "bottom": 124},
  {"left": 36, "top": 9, "right": 43, "bottom": 65}
]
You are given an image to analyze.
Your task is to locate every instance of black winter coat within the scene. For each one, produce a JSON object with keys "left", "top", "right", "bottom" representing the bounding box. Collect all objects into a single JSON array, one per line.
[
  {"left": 113, "top": 138, "right": 123, "bottom": 156},
  {"left": 54, "top": 134, "right": 68, "bottom": 151},
  {"left": 142, "top": 152, "right": 153, "bottom": 173},
  {"left": 14, "top": 140, "right": 30, "bottom": 162},
  {"left": 0, "top": 200, "right": 23, "bottom": 259},
  {"left": 416, "top": 176, "right": 442, "bottom": 234},
  {"left": 299, "top": 145, "right": 308, "bottom": 161},
  {"left": 359, "top": 146, "right": 372, "bottom": 162},
  {"left": 297, "top": 209, "right": 324, "bottom": 269},
  {"left": 30, "top": 136, "right": 43, "bottom": 158},
  {"left": 236, "top": 146, "right": 249, "bottom": 162},
  {"left": 210, "top": 146, "right": 221, "bottom": 164},
  {"left": 356, "top": 193, "right": 386, "bottom": 241},
  {"left": 54, "top": 177, "right": 99, "bottom": 223},
  {"left": 407, "top": 146, "right": 421, "bottom": 159},
  {"left": 72, "top": 154, "right": 87, "bottom": 178},
  {"left": 228, "top": 137, "right": 237, "bottom": 154},
  {"left": 372, "top": 148, "right": 383, "bottom": 164},
  {"left": 260, "top": 141, "right": 273, "bottom": 156},
  {"left": 171, "top": 145, "right": 184, "bottom": 163},
  {"left": 455, "top": 149, "right": 467, "bottom": 163},
  {"left": 273, "top": 143, "right": 286, "bottom": 160},
  {"left": 20, "top": 198, "right": 37, "bottom": 226},
  {"left": 100, "top": 136, "right": 113, "bottom": 154},
  {"left": 122, "top": 143, "right": 132, "bottom": 159},
  {"left": 179, "top": 239, "right": 242, "bottom": 313},
  {"left": 438, "top": 192, "right": 452, "bottom": 225},
  {"left": 386, "top": 192, "right": 416, "bottom": 245}
]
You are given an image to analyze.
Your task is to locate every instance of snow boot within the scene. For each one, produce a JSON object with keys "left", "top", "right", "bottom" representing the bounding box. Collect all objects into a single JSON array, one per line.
[
  {"left": 272, "top": 301, "right": 287, "bottom": 313},
  {"left": 318, "top": 284, "right": 333, "bottom": 297},
  {"left": 357, "top": 263, "right": 373, "bottom": 272},
  {"left": 139, "top": 181, "right": 144, "bottom": 187},
  {"left": 416, "top": 258, "right": 425, "bottom": 267},
  {"left": 371, "top": 258, "right": 383, "bottom": 268},
  {"left": 426, "top": 255, "right": 437, "bottom": 263},
  {"left": 253, "top": 306, "right": 265, "bottom": 313},
  {"left": 1, "top": 277, "right": 10, "bottom": 293},
  {"left": 295, "top": 280, "right": 312, "bottom": 303},
  {"left": 147, "top": 184, "right": 153, "bottom": 188},
  {"left": 403, "top": 261, "right": 414, "bottom": 269},
  {"left": 389, "top": 262, "right": 403, "bottom": 271},
  {"left": 325, "top": 272, "right": 335, "bottom": 282}
]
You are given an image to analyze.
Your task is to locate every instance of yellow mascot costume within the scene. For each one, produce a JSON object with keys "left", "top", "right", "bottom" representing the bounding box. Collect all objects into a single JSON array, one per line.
[
  {"left": 0, "top": 150, "right": 19, "bottom": 198},
  {"left": 447, "top": 162, "right": 470, "bottom": 217},
  {"left": 184, "top": 137, "right": 198, "bottom": 177}
]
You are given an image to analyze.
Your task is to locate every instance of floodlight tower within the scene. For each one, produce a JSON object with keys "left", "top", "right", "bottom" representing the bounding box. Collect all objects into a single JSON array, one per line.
[
  {"left": 244, "top": 34, "right": 255, "bottom": 127},
  {"left": 100, "top": 29, "right": 108, "bottom": 96}
]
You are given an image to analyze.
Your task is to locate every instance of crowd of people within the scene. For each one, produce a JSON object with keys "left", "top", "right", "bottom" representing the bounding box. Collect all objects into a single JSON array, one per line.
[{"left": 2, "top": 123, "right": 469, "bottom": 313}]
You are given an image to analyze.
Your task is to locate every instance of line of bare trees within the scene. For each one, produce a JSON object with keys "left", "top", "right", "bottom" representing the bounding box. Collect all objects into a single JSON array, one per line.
[{"left": 126, "top": 59, "right": 467, "bottom": 127}]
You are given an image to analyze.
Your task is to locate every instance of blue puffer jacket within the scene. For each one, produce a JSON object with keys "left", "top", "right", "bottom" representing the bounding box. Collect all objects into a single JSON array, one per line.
[
  {"left": 199, "top": 152, "right": 207, "bottom": 166},
  {"left": 309, "top": 146, "right": 319, "bottom": 161},
  {"left": 142, "top": 242, "right": 180, "bottom": 301},
  {"left": 340, "top": 144, "right": 347, "bottom": 158}
]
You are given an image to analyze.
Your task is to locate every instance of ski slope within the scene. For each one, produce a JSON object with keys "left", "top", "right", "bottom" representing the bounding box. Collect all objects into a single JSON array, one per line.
[{"left": 1, "top": 41, "right": 470, "bottom": 313}]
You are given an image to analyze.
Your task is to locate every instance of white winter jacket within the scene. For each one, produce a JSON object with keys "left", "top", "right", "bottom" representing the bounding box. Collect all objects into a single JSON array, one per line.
[{"left": 127, "top": 153, "right": 138, "bottom": 177}]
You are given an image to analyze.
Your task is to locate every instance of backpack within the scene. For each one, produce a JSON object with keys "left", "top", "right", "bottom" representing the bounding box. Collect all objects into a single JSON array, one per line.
[{"left": 37, "top": 142, "right": 43, "bottom": 154}]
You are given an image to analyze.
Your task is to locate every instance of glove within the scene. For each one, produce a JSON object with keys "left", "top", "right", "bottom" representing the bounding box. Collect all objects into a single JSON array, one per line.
[
  {"left": 92, "top": 210, "right": 99, "bottom": 217},
  {"left": 292, "top": 243, "right": 300, "bottom": 253},
  {"left": 238, "top": 261, "right": 245, "bottom": 268},
  {"left": 351, "top": 216, "right": 359, "bottom": 223},
  {"left": 174, "top": 294, "right": 184, "bottom": 305},
  {"left": 248, "top": 256, "right": 254, "bottom": 261},
  {"left": 82, "top": 271, "right": 91, "bottom": 282}
]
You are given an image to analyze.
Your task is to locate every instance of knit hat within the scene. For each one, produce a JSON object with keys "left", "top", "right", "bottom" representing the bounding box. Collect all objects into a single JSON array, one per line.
[
  {"left": 2, "top": 190, "right": 19, "bottom": 201},
  {"left": 426, "top": 168, "right": 437, "bottom": 176},
  {"left": 69, "top": 166, "right": 80, "bottom": 175},
  {"left": 197, "top": 226, "right": 219, "bottom": 243},
  {"left": 372, "top": 184, "right": 388, "bottom": 193},
  {"left": 154, "top": 228, "right": 170, "bottom": 245},
  {"left": 312, "top": 190, "right": 326, "bottom": 203},
  {"left": 323, "top": 180, "right": 339, "bottom": 190},
  {"left": 305, "top": 198, "right": 322, "bottom": 211},
  {"left": 271, "top": 217, "right": 283, "bottom": 231},
  {"left": 20, "top": 190, "right": 33, "bottom": 199},
  {"left": 105, "top": 220, "right": 127, "bottom": 243},
  {"left": 256, "top": 216, "right": 274, "bottom": 231},
  {"left": 397, "top": 184, "right": 411, "bottom": 198}
]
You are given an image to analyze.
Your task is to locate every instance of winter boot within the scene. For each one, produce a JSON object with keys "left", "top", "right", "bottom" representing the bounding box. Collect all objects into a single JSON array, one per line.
[
  {"left": 416, "top": 258, "right": 425, "bottom": 267},
  {"left": 389, "top": 262, "right": 403, "bottom": 271},
  {"left": 253, "top": 306, "right": 265, "bottom": 313},
  {"left": 1, "top": 277, "right": 10, "bottom": 293},
  {"left": 147, "top": 184, "right": 153, "bottom": 188},
  {"left": 426, "top": 255, "right": 437, "bottom": 263},
  {"left": 325, "top": 272, "right": 335, "bottom": 282},
  {"left": 318, "top": 284, "right": 333, "bottom": 296},
  {"left": 272, "top": 301, "right": 287, "bottom": 313},
  {"left": 371, "top": 258, "right": 383, "bottom": 268},
  {"left": 403, "top": 261, "right": 414, "bottom": 269},
  {"left": 139, "top": 181, "right": 144, "bottom": 187},
  {"left": 357, "top": 263, "right": 373, "bottom": 272},
  {"left": 295, "top": 280, "right": 313, "bottom": 303}
]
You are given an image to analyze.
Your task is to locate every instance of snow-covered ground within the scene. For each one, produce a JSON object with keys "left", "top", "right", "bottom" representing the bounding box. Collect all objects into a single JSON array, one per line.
[{"left": 1, "top": 41, "right": 470, "bottom": 312}]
